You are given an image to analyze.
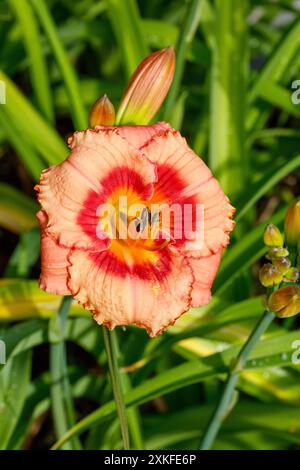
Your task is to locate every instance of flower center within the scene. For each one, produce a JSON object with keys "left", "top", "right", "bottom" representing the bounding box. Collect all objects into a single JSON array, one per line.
[{"left": 97, "top": 190, "right": 171, "bottom": 260}]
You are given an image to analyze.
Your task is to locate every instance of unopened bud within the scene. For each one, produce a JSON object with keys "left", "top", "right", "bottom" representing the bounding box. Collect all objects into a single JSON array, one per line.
[
  {"left": 89, "top": 95, "right": 115, "bottom": 127},
  {"left": 259, "top": 263, "right": 283, "bottom": 287},
  {"left": 272, "top": 257, "right": 291, "bottom": 275},
  {"left": 284, "top": 267, "right": 299, "bottom": 283},
  {"left": 266, "top": 246, "right": 289, "bottom": 259},
  {"left": 263, "top": 224, "right": 284, "bottom": 247},
  {"left": 268, "top": 285, "right": 300, "bottom": 318},
  {"left": 116, "top": 47, "right": 175, "bottom": 125},
  {"left": 284, "top": 200, "right": 300, "bottom": 249}
]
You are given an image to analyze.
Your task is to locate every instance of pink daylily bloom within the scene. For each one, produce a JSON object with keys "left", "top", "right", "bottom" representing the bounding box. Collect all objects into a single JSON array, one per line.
[{"left": 36, "top": 122, "right": 235, "bottom": 336}]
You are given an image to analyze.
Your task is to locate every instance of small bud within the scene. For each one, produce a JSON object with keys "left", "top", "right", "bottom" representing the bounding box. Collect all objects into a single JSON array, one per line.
[
  {"left": 263, "top": 224, "right": 284, "bottom": 247},
  {"left": 89, "top": 95, "right": 115, "bottom": 127},
  {"left": 284, "top": 200, "right": 300, "bottom": 249},
  {"left": 116, "top": 47, "right": 175, "bottom": 125},
  {"left": 268, "top": 285, "right": 300, "bottom": 318},
  {"left": 266, "top": 246, "right": 289, "bottom": 259},
  {"left": 272, "top": 257, "right": 291, "bottom": 275},
  {"left": 284, "top": 267, "right": 299, "bottom": 283},
  {"left": 259, "top": 263, "right": 283, "bottom": 287}
]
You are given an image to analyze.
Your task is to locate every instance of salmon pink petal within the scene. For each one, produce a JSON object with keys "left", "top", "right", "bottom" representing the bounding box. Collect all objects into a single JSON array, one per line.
[
  {"left": 187, "top": 251, "right": 222, "bottom": 307},
  {"left": 67, "top": 247, "right": 193, "bottom": 336},
  {"left": 36, "top": 128, "right": 157, "bottom": 250},
  {"left": 37, "top": 210, "right": 71, "bottom": 295},
  {"left": 142, "top": 130, "right": 235, "bottom": 256},
  {"left": 115, "top": 122, "right": 172, "bottom": 149}
]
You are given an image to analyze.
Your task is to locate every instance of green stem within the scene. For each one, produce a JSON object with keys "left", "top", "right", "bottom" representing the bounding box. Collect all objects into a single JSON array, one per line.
[
  {"left": 102, "top": 327, "right": 130, "bottom": 450},
  {"left": 50, "top": 295, "right": 81, "bottom": 450},
  {"left": 113, "top": 338, "right": 144, "bottom": 449},
  {"left": 200, "top": 309, "right": 275, "bottom": 450}
]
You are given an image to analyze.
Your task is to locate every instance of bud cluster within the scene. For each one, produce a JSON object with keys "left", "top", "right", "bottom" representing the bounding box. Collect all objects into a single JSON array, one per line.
[{"left": 259, "top": 207, "right": 300, "bottom": 318}]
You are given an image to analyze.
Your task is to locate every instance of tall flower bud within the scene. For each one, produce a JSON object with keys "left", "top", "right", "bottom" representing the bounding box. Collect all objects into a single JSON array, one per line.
[
  {"left": 116, "top": 47, "right": 175, "bottom": 125},
  {"left": 284, "top": 201, "right": 300, "bottom": 249},
  {"left": 90, "top": 95, "right": 115, "bottom": 127}
]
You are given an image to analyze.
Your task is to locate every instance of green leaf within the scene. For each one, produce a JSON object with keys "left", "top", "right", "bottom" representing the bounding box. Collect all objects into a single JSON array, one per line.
[
  {"left": 0, "top": 350, "right": 32, "bottom": 449},
  {"left": 30, "top": 0, "right": 88, "bottom": 130},
  {"left": 5, "top": 229, "right": 40, "bottom": 278},
  {"left": 0, "top": 280, "right": 87, "bottom": 322},
  {"left": 138, "top": 296, "right": 263, "bottom": 368},
  {"left": 142, "top": 19, "right": 210, "bottom": 67},
  {"left": 105, "top": 0, "right": 149, "bottom": 78},
  {"left": 9, "top": 0, "right": 54, "bottom": 122},
  {"left": 258, "top": 81, "right": 300, "bottom": 118},
  {"left": 52, "top": 330, "right": 300, "bottom": 449},
  {"left": 0, "top": 315, "right": 99, "bottom": 367},
  {"left": 144, "top": 401, "right": 300, "bottom": 449},
  {"left": 163, "top": 0, "right": 202, "bottom": 122},
  {"left": 0, "top": 111, "right": 44, "bottom": 180},
  {"left": 234, "top": 153, "right": 300, "bottom": 222},
  {"left": 213, "top": 206, "right": 287, "bottom": 295},
  {"left": 208, "top": 0, "right": 248, "bottom": 196},
  {"left": 249, "top": 15, "right": 300, "bottom": 102},
  {"left": 0, "top": 71, "right": 67, "bottom": 165},
  {"left": 0, "top": 183, "right": 37, "bottom": 233},
  {"left": 0, "top": 318, "right": 47, "bottom": 361}
]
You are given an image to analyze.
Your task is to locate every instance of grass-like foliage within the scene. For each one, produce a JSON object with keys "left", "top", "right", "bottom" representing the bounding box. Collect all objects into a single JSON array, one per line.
[{"left": 0, "top": 0, "right": 300, "bottom": 450}]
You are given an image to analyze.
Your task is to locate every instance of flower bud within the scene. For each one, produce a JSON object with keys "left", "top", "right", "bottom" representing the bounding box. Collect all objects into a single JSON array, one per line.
[
  {"left": 284, "top": 267, "right": 299, "bottom": 283},
  {"left": 284, "top": 201, "right": 300, "bottom": 249},
  {"left": 272, "top": 257, "right": 291, "bottom": 275},
  {"left": 263, "top": 224, "right": 284, "bottom": 247},
  {"left": 89, "top": 95, "right": 115, "bottom": 127},
  {"left": 268, "top": 285, "right": 300, "bottom": 318},
  {"left": 266, "top": 246, "right": 289, "bottom": 259},
  {"left": 259, "top": 263, "right": 283, "bottom": 287},
  {"left": 116, "top": 47, "right": 175, "bottom": 125}
]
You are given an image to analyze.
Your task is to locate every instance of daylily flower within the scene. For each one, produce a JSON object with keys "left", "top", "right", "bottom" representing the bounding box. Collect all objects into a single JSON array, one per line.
[{"left": 36, "top": 123, "right": 235, "bottom": 336}]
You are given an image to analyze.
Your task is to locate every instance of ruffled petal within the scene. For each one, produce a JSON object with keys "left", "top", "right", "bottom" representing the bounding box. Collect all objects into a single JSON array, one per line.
[
  {"left": 36, "top": 128, "right": 157, "bottom": 250},
  {"left": 142, "top": 130, "right": 235, "bottom": 256},
  {"left": 67, "top": 247, "right": 193, "bottom": 336},
  {"left": 37, "top": 210, "right": 71, "bottom": 295},
  {"left": 115, "top": 122, "right": 172, "bottom": 149},
  {"left": 187, "top": 251, "right": 222, "bottom": 307}
]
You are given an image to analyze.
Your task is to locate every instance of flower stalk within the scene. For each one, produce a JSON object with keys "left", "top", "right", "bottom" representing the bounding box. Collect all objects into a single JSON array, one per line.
[
  {"left": 102, "top": 327, "right": 130, "bottom": 450},
  {"left": 200, "top": 309, "right": 275, "bottom": 450}
]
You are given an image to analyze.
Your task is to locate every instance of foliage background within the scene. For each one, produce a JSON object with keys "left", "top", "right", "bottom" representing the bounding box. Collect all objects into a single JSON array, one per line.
[{"left": 0, "top": 0, "right": 300, "bottom": 450}]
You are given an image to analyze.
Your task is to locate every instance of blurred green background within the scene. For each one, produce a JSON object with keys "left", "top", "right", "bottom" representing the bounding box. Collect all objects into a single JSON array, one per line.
[{"left": 0, "top": 0, "right": 300, "bottom": 450}]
